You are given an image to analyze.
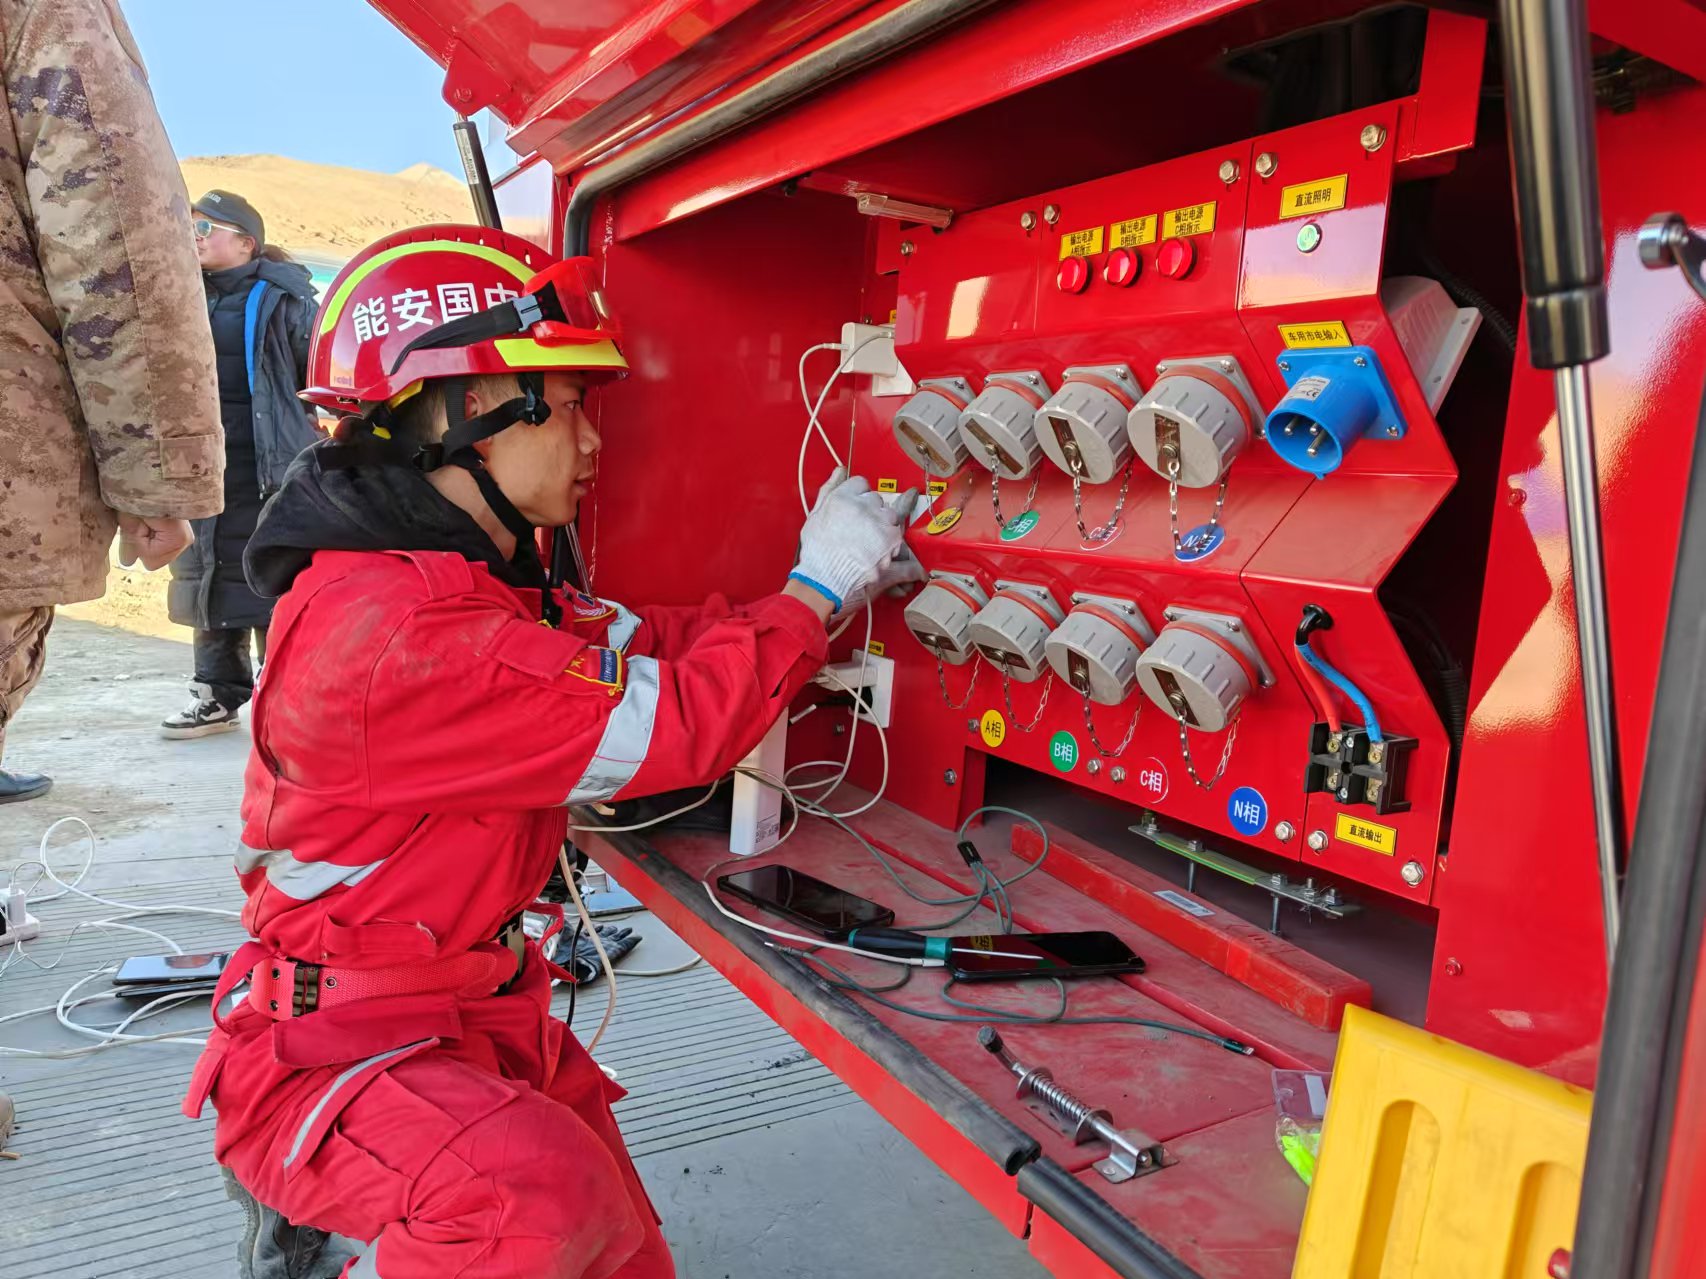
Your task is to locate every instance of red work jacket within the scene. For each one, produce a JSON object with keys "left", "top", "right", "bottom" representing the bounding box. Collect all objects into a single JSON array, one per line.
[{"left": 238, "top": 548, "right": 825, "bottom": 961}]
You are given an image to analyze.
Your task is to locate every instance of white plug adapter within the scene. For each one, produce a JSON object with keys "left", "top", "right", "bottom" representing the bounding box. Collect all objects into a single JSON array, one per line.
[{"left": 839, "top": 322, "right": 899, "bottom": 377}]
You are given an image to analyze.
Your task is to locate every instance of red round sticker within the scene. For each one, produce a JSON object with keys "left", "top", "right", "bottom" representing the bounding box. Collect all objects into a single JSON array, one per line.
[{"left": 1135, "top": 756, "right": 1170, "bottom": 803}]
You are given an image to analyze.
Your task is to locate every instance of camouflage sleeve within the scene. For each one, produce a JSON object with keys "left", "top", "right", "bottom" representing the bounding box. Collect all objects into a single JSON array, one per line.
[{"left": 7, "top": 0, "right": 223, "bottom": 519}]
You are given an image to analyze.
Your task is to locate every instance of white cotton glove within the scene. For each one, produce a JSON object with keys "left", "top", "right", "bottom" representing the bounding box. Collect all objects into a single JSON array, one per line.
[
  {"left": 842, "top": 544, "right": 927, "bottom": 613},
  {"left": 792, "top": 468, "right": 917, "bottom": 613}
]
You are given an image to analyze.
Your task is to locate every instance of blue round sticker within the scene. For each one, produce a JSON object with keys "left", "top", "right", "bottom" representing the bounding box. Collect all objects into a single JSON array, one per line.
[
  {"left": 1227, "top": 785, "right": 1268, "bottom": 836},
  {"left": 1175, "top": 522, "right": 1226, "bottom": 563}
]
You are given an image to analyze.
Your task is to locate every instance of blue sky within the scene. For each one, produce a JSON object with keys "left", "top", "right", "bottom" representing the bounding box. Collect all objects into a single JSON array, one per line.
[{"left": 123, "top": 0, "right": 464, "bottom": 175}]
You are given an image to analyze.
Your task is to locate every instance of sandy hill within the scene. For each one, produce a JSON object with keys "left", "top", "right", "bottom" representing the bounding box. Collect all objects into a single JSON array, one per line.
[{"left": 180, "top": 153, "right": 473, "bottom": 257}]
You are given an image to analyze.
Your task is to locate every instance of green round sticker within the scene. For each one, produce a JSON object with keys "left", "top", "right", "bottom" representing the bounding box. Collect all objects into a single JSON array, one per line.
[
  {"left": 1000, "top": 510, "right": 1041, "bottom": 542},
  {"left": 1048, "top": 730, "right": 1079, "bottom": 773}
]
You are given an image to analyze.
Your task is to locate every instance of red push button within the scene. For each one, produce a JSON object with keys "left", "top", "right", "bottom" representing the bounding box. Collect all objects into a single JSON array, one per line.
[
  {"left": 1104, "top": 247, "right": 1141, "bottom": 288},
  {"left": 1157, "top": 237, "right": 1196, "bottom": 280},
  {"left": 1056, "top": 255, "right": 1090, "bottom": 294}
]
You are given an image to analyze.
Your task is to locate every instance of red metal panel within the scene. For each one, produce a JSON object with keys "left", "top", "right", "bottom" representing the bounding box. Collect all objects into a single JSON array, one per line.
[
  {"left": 1009, "top": 822, "right": 1373, "bottom": 1030},
  {"left": 1428, "top": 87, "right": 1706, "bottom": 1072},
  {"left": 605, "top": 0, "right": 1269, "bottom": 241}
]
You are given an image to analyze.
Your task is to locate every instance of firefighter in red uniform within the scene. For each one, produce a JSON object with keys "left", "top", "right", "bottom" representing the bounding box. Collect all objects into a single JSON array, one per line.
[{"left": 183, "top": 225, "right": 920, "bottom": 1278}]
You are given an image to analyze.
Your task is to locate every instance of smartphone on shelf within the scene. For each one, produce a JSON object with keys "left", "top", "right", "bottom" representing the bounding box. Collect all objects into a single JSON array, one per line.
[
  {"left": 945, "top": 931, "right": 1145, "bottom": 982},
  {"left": 717, "top": 866, "right": 894, "bottom": 939}
]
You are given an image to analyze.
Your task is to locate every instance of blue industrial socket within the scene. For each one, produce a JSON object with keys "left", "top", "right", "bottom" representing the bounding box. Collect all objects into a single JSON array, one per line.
[{"left": 1264, "top": 346, "right": 1406, "bottom": 477}]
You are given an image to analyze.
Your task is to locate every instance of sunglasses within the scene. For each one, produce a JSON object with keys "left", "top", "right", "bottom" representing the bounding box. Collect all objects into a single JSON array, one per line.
[{"left": 193, "top": 218, "right": 244, "bottom": 239}]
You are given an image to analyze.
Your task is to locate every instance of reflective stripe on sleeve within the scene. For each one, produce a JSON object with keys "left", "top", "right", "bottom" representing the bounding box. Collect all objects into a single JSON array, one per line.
[
  {"left": 234, "top": 842, "right": 384, "bottom": 902},
  {"left": 604, "top": 600, "right": 641, "bottom": 653},
  {"left": 563, "top": 655, "right": 660, "bottom": 804}
]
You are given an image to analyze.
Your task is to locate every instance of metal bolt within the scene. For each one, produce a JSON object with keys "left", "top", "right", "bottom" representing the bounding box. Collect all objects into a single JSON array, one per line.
[
  {"left": 324, "top": 975, "right": 338, "bottom": 988},
  {"left": 1444, "top": 957, "right": 1464, "bottom": 977},
  {"left": 1086, "top": 758, "right": 1103, "bottom": 776},
  {"left": 1020, "top": 210, "right": 1038, "bottom": 231},
  {"left": 1217, "top": 158, "right": 1240, "bottom": 185},
  {"left": 1116, "top": 367, "right": 1132, "bottom": 380},
  {"left": 1509, "top": 488, "right": 1527, "bottom": 507},
  {"left": 453, "top": 87, "right": 474, "bottom": 105},
  {"left": 1186, "top": 838, "right": 1203, "bottom": 852},
  {"left": 833, "top": 722, "right": 847, "bottom": 735},
  {"left": 1547, "top": 1248, "right": 1571, "bottom": 1278},
  {"left": 1326, "top": 733, "right": 1342, "bottom": 753},
  {"left": 1401, "top": 860, "right": 1425, "bottom": 887},
  {"left": 1385, "top": 425, "right": 1401, "bottom": 437},
  {"left": 1227, "top": 620, "right": 1241, "bottom": 633},
  {"left": 1354, "top": 355, "right": 1368, "bottom": 367},
  {"left": 1164, "top": 608, "right": 1179, "bottom": 621},
  {"left": 899, "top": 240, "right": 915, "bottom": 256},
  {"left": 1307, "top": 829, "right": 1329, "bottom": 852},
  {"left": 1367, "top": 779, "right": 1383, "bottom": 799},
  {"left": 1360, "top": 123, "right": 1388, "bottom": 153},
  {"left": 944, "top": 769, "right": 958, "bottom": 785},
  {"left": 1110, "top": 766, "right": 1127, "bottom": 784},
  {"left": 1278, "top": 360, "right": 1291, "bottom": 373},
  {"left": 1322, "top": 887, "right": 1341, "bottom": 906},
  {"left": 1043, "top": 203, "right": 1061, "bottom": 226},
  {"left": 1275, "top": 821, "right": 1296, "bottom": 843},
  {"left": 967, "top": 718, "right": 980, "bottom": 733},
  {"left": 1254, "top": 151, "right": 1277, "bottom": 178},
  {"left": 1368, "top": 742, "right": 1385, "bottom": 764},
  {"left": 1218, "top": 359, "right": 1234, "bottom": 373},
  {"left": 1303, "top": 877, "right": 1317, "bottom": 895}
]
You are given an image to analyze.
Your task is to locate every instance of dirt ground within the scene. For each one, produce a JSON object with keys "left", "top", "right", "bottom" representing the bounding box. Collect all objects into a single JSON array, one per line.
[{"left": 60, "top": 560, "right": 181, "bottom": 643}]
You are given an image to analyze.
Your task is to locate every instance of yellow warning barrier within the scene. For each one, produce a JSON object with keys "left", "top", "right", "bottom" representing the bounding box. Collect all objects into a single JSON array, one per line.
[{"left": 1294, "top": 1006, "right": 1591, "bottom": 1278}]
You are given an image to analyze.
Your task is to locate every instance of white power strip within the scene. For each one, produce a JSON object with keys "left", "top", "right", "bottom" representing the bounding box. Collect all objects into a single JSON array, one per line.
[{"left": 1, "top": 887, "right": 41, "bottom": 947}]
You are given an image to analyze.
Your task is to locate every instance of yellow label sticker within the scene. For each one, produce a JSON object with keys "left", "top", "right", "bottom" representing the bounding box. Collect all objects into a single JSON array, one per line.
[
  {"left": 926, "top": 506, "right": 963, "bottom": 535},
  {"left": 877, "top": 478, "right": 898, "bottom": 493},
  {"left": 1109, "top": 215, "right": 1158, "bottom": 249},
  {"left": 1335, "top": 812, "right": 1398, "bottom": 856},
  {"left": 1278, "top": 321, "right": 1352, "bottom": 349},
  {"left": 888, "top": 308, "right": 898, "bottom": 324},
  {"left": 1058, "top": 226, "right": 1105, "bottom": 260},
  {"left": 1279, "top": 174, "right": 1348, "bottom": 220},
  {"left": 865, "top": 640, "right": 886, "bottom": 657},
  {"left": 979, "top": 709, "right": 1007, "bottom": 749},
  {"left": 1161, "top": 201, "right": 1217, "bottom": 238},
  {"left": 926, "top": 480, "right": 948, "bottom": 497}
]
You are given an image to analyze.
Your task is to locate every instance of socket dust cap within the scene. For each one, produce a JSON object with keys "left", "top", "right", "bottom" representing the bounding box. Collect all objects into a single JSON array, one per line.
[
  {"left": 957, "top": 373, "right": 1049, "bottom": 479},
  {"left": 1133, "top": 622, "right": 1256, "bottom": 732},
  {"left": 903, "top": 576, "right": 989, "bottom": 665},
  {"left": 965, "top": 589, "right": 1064, "bottom": 683},
  {"left": 892, "top": 379, "right": 973, "bottom": 475},
  {"left": 1045, "top": 605, "right": 1152, "bottom": 705},
  {"left": 1129, "top": 369, "right": 1253, "bottom": 488},
  {"left": 1035, "top": 368, "right": 1138, "bottom": 485}
]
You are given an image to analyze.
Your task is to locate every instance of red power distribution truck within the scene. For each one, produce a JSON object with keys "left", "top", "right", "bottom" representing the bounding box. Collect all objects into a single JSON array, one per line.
[{"left": 359, "top": 1, "right": 1706, "bottom": 1274}]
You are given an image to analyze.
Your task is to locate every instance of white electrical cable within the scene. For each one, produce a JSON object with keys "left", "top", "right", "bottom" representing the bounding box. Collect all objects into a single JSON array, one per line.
[
  {"left": 700, "top": 859, "right": 935, "bottom": 967},
  {"left": 558, "top": 846, "right": 617, "bottom": 1052},
  {"left": 797, "top": 334, "right": 889, "bottom": 515},
  {"left": 0, "top": 818, "right": 244, "bottom": 1057},
  {"left": 786, "top": 605, "right": 874, "bottom": 800}
]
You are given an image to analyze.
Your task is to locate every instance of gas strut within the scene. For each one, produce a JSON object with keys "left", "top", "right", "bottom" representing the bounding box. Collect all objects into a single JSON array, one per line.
[{"left": 1497, "top": 0, "right": 1623, "bottom": 964}]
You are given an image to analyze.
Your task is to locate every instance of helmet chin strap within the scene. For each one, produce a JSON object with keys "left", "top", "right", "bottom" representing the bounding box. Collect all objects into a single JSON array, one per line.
[{"left": 429, "top": 374, "right": 555, "bottom": 601}]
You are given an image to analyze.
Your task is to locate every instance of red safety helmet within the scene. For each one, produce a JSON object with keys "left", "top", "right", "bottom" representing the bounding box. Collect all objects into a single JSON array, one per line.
[{"left": 302, "top": 224, "right": 627, "bottom": 412}]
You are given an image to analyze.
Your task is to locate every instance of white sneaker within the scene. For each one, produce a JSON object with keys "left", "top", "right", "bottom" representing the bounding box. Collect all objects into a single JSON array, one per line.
[{"left": 161, "top": 684, "right": 241, "bottom": 739}]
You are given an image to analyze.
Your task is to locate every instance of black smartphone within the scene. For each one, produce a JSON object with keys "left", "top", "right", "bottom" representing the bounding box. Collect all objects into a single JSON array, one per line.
[
  {"left": 717, "top": 866, "right": 894, "bottom": 939},
  {"left": 113, "top": 951, "right": 229, "bottom": 986},
  {"left": 945, "top": 931, "right": 1145, "bottom": 982}
]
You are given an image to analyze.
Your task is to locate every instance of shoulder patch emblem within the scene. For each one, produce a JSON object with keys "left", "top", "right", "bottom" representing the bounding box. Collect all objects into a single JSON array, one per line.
[
  {"left": 567, "top": 589, "right": 616, "bottom": 622},
  {"left": 565, "top": 646, "right": 624, "bottom": 693}
]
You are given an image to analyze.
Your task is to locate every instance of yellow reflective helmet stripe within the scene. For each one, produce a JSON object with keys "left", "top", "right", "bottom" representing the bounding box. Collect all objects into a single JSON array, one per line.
[
  {"left": 319, "top": 240, "right": 535, "bottom": 336},
  {"left": 492, "top": 337, "right": 628, "bottom": 371}
]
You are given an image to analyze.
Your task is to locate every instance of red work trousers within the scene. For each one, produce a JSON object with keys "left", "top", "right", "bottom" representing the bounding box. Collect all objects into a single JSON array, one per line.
[{"left": 209, "top": 955, "right": 674, "bottom": 1278}]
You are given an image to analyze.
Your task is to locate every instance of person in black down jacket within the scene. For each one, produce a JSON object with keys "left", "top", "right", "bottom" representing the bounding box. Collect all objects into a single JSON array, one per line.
[{"left": 163, "top": 190, "right": 319, "bottom": 738}]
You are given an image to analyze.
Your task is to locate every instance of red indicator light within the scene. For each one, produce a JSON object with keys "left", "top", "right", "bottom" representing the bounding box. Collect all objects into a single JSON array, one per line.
[
  {"left": 1104, "top": 247, "right": 1141, "bottom": 288},
  {"left": 1157, "top": 237, "right": 1196, "bottom": 279},
  {"left": 1056, "top": 255, "right": 1090, "bottom": 294}
]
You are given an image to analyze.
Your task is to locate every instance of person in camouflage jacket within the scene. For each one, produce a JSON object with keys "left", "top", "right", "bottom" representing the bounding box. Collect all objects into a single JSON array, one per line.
[{"left": 0, "top": 0, "right": 223, "bottom": 802}]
